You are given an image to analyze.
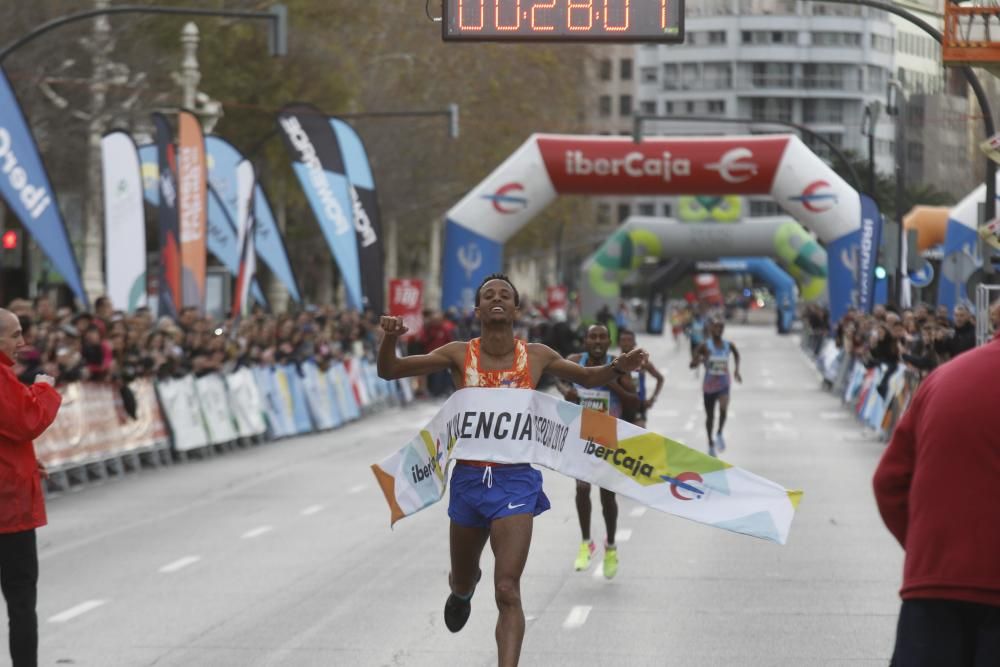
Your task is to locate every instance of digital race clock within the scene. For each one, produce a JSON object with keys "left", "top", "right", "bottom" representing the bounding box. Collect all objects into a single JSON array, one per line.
[{"left": 443, "top": 1, "right": 685, "bottom": 43}]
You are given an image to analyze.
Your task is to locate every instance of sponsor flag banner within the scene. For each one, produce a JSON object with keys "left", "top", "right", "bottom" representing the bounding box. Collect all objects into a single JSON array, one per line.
[
  {"left": 388, "top": 278, "right": 423, "bottom": 340},
  {"left": 100, "top": 131, "right": 146, "bottom": 312},
  {"left": 857, "top": 194, "right": 882, "bottom": 314},
  {"left": 330, "top": 118, "right": 385, "bottom": 314},
  {"left": 138, "top": 144, "right": 266, "bottom": 305},
  {"left": 232, "top": 160, "right": 256, "bottom": 319},
  {"left": 205, "top": 136, "right": 301, "bottom": 303},
  {"left": 0, "top": 68, "right": 87, "bottom": 305},
  {"left": 276, "top": 104, "right": 363, "bottom": 310},
  {"left": 152, "top": 113, "right": 181, "bottom": 319},
  {"left": 177, "top": 111, "right": 207, "bottom": 310},
  {"left": 372, "top": 389, "right": 802, "bottom": 544}
]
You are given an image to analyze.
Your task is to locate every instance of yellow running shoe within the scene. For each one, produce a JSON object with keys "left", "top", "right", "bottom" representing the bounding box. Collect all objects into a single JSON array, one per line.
[
  {"left": 574, "top": 540, "right": 595, "bottom": 571},
  {"left": 603, "top": 545, "right": 619, "bottom": 580}
]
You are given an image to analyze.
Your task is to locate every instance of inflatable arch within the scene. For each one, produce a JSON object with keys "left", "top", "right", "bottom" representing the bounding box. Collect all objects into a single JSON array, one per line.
[
  {"left": 694, "top": 258, "right": 798, "bottom": 333},
  {"left": 580, "top": 216, "right": 827, "bottom": 319},
  {"left": 443, "top": 134, "right": 880, "bottom": 325},
  {"left": 937, "top": 174, "right": 1000, "bottom": 314},
  {"left": 903, "top": 206, "right": 949, "bottom": 252}
]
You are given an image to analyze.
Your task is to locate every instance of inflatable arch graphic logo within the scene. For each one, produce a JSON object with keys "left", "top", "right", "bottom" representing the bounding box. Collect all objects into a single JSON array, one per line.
[
  {"left": 678, "top": 195, "right": 743, "bottom": 222},
  {"left": 443, "top": 134, "right": 879, "bottom": 325}
]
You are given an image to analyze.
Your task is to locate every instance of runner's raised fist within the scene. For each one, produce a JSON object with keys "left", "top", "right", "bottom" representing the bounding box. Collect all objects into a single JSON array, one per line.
[{"left": 380, "top": 315, "right": 409, "bottom": 337}]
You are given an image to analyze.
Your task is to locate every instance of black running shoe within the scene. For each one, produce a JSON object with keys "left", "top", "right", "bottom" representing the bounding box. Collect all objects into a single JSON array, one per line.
[{"left": 444, "top": 570, "right": 481, "bottom": 633}]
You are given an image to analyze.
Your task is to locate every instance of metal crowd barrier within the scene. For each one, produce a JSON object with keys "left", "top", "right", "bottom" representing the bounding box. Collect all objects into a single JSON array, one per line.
[
  {"left": 800, "top": 331, "right": 921, "bottom": 443},
  {"left": 36, "top": 358, "right": 414, "bottom": 492}
]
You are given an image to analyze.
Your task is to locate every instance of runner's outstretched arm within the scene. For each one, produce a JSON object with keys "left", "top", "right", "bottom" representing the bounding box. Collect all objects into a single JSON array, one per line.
[
  {"left": 533, "top": 344, "right": 647, "bottom": 388},
  {"left": 376, "top": 316, "right": 462, "bottom": 379}
]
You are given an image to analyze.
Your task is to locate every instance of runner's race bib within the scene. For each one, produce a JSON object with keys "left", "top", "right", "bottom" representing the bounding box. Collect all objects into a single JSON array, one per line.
[
  {"left": 578, "top": 388, "right": 612, "bottom": 414},
  {"left": 707, "top": 358, "right": 728, "bottom": 375}
]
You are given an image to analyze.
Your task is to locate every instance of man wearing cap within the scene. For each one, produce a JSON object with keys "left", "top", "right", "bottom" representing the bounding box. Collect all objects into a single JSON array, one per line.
[{"left": 0, "top": 308, "right": 62, "bottom": 666}]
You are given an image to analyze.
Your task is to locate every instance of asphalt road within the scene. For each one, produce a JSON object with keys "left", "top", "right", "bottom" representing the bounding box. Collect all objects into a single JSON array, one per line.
[{"left": 17, "top": 324, "right": 903, "bottom": 666}]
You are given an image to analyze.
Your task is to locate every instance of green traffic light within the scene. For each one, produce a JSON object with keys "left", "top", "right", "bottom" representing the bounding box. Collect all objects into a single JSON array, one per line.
[{"left": 875, "top": 266, "right": 887, "bottom": 280}]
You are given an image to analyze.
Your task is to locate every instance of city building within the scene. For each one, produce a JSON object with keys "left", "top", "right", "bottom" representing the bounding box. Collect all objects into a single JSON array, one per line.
[{"left": 584, "top": 0, "right": 978, "bottom": 230}]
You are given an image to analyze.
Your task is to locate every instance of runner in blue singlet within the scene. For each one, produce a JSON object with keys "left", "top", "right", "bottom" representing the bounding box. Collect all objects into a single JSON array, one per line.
[
  {"left": 557, "top": 324, "right": 638, "bottom": 579},
  {"left": 690, "top": 319, "right": 742, "bottom": 457}
]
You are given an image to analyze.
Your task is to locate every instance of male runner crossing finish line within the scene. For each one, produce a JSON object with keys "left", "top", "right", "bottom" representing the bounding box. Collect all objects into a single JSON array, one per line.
[{"left": 377, "top": 273, "right": 647, "bottom": 667}]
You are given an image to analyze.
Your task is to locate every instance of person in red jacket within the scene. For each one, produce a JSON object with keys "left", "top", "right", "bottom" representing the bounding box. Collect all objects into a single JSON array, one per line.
[
  {"left": 0, "top": 308, "right": 61, "bottom": 667},
  {"left": 873, "top": 325, "right": 1000, "bottom": 666}
]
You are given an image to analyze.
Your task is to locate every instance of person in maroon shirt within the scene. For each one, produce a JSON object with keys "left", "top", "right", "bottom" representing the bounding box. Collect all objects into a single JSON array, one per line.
[
  {"left": 0, "top": 308, "right": 62, "bottom": 667},
  {"left": 421, "top": 311, "right": 457, "bottom": 397},
  {"left": 873, "top": 324, "right": 1000, "bottom": 666}
]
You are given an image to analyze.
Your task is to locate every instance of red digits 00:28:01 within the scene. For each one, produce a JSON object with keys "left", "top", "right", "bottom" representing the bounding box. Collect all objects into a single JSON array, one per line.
[{"left": 456, "top": 1, "right": 669, "bottom": 32}]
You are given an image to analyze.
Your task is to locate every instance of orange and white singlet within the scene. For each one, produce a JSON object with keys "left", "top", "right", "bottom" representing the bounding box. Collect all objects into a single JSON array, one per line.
[{"left": 462, "top": 338, "right": 534, "bottom": 390}]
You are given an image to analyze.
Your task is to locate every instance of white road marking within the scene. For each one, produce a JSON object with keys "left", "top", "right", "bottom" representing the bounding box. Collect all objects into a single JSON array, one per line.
[
  {"left": 820, "top": 411, "right": 848, "bottom": 420},
  {"left": 242, "top": 525, "right": 274, "bottom": 539},
  {"left": 158, "top": 556, "right": 201, "bottom": 574},
  {"left": 762, "top": 410, "right": 793, "bottom": 420},
  {"left": 48, "top": 600, "right": 107, "bottom": 623},
  {"left": 563, "top": 605, "right": 593, "bottom": 629},
  {"left": 301, "top": 504, "right": 325, "bottom": 516},
  {"left": 616, "top": 529, "right": 633, "bottom": 543},
  {"left": 629, "top": 506, "right": 647, "bottom": 518},
  {"left": 348, "top": 484, "right": 367, "bottom": 494}
]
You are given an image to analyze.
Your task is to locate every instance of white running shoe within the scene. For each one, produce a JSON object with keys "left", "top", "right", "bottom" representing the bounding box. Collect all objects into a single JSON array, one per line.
[{"left": 714, "top": 432, "right": 726, "bottom": 453}]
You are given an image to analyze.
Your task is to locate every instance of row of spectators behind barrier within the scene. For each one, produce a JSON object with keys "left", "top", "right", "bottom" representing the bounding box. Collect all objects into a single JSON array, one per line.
[
  {"left": 5, "top": 295, "right": 413, "bottom": 488},
  {"left": 801, "top": 300, "right": 1000, "bottom": 440}
]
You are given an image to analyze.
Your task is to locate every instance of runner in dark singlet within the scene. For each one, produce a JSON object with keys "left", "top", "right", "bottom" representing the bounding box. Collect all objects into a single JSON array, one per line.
[
  {"left": 556, "top": 324, "right": 638, "bottom": 579},
  {"left": 617, "top": 329, "right": 664, "bottom": 429},
  {"left": 377, "top": 274, "right": 648, "bottom": 667},
  {"left": 689, "top": 318, "right": 742, "bottom": 457}
]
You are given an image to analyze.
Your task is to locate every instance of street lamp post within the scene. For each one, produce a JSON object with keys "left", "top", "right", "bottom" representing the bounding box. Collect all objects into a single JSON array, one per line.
[
  {"left": 886, "top": 80, "right": 907, "bottom": 307},
  {"left": 861, "top": 101, "right": 881, "bottom": 202}
]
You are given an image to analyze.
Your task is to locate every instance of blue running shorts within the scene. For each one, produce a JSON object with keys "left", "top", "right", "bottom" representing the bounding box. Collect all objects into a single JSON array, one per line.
[{"left": 448, "top": 463, "right": 551, "bottom": 529}]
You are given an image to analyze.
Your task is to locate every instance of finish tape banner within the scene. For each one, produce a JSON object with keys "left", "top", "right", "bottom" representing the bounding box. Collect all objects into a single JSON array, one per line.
[
  {"left": 0, "top": 68, "right": 87, "bottom": 305},
  {"left": 372, "top": 388, "right": 802, "bottom": 544}
]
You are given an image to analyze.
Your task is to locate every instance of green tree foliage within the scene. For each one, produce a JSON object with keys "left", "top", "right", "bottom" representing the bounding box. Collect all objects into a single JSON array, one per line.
[{"left": 830, "top": 150, "right": 956, "bottom": 221}]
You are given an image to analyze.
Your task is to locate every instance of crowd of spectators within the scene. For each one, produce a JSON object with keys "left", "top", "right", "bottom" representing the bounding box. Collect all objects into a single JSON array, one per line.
[
  {"left": 804, "top": 300, "right": 1000, "bottom": 394},
  {"left": 6, "top": 295, "right": 383, "bottom": 388}
]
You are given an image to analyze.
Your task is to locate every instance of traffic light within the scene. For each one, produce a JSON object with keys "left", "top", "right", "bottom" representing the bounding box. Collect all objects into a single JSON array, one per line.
[
  {"left": 875, "top": 265, "right": 888, "bottom": 280},
  {"left": 1, "top": 229, "right": 24, "bottom": 271}
]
